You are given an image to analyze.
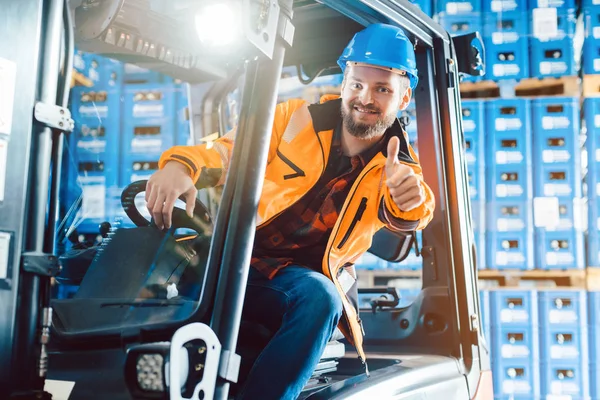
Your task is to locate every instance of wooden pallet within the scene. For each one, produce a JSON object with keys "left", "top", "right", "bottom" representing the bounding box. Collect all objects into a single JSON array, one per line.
[
  {"left": 356, "top": 268, "right": 600, "bottom": 289},
  {"left": 583, "top": 74, "right": 600, "bottom": 98},
  {"left": 460, "top": 76, "right": 580, "bottom": 100}
]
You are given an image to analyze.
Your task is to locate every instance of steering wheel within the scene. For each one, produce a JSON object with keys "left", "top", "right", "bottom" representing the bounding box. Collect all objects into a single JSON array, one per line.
[{"left": 120, "top": 180, "right": 213, "bottom": 235}]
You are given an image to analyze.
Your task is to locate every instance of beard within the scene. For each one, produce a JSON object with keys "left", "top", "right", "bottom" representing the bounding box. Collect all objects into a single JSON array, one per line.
[{"left": 341, "top": 100, "right": 397, "bottom": 139}]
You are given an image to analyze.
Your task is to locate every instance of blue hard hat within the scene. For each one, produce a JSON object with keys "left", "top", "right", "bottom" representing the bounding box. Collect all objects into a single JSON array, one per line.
[{"left": 337, "top": 23, "right": 419, "bottom": 89}]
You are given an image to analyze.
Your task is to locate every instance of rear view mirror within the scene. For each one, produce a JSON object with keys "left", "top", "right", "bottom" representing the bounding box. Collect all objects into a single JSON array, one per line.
[{"left": 452, "top": 32, "right": 485, "bottom": 77}]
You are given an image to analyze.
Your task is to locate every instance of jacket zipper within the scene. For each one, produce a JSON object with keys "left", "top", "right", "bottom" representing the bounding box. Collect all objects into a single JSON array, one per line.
[{"left": 337, "top": 197, "right": 368, "bottom": 249}]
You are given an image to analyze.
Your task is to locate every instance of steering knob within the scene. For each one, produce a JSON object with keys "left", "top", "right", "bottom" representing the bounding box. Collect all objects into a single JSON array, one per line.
[{"left": 99, "top": 222, "right": 112, "bottom": 238}]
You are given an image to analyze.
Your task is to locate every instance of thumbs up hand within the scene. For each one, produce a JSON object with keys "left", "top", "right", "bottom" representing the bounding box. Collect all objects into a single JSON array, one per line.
[{"left": 385, "top": 136, "right": 425, "bottom": 212}]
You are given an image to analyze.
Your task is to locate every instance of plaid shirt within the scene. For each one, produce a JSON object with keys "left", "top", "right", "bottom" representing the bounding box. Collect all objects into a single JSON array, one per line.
[{"left": 251, "top": 122, "right": 384, "bottom": 279}]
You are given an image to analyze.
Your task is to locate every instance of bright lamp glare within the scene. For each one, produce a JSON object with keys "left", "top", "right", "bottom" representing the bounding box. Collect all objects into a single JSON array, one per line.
[{"left": 195, "top": 3, "right": 240, "bottom": 47}]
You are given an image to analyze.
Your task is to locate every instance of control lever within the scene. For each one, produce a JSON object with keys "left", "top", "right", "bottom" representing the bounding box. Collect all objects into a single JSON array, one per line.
[{"left": 358, "top": 287, "right": 401, "bottom": 314}]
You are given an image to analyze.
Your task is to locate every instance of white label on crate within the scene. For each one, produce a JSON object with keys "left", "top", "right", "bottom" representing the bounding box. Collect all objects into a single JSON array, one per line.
[
  {"left": 463, "top": 119, "right": 476, "bottom": 132},
  {"left": 501, "top": 344, "right": 530, "bottom": 358},
  {"left": 595, "top": 0, "right": 600, "bottom": 4},
  {"left": 545, "top": 184, "right": 571, "bottom": 197},
  {"left": 502, "top": 380, "right": 531, "bottom": 394},
  {"left": 594, "top": 27, "right": 600, "bottom": 39},
  {"left": 595, "top": 115, "right": 600, "bottom": 129},
  {"left": 79, "top": 105, "right": 108, "bottom": 118},
  {"left": 534, "top": 197, "right": 560, "bottom": 228},
  {"left": 131, "top": 138, "right": 163, "bottom": 151},
  {"left": 543, "top": 150, "right": 571, "bottom": 163},
  {"left": 546, "top": 396, "right": 573, "bottom": 400},
  {"left": 497, "top": 218, "right": 526, "bottom": 232},
  {"left": 540, "top": 61, "right": 568, "bottom": 75},
  {"left": 500, "top": 309, "right": 529, "bottom": 323},
  {"left": 81, "top": 184, "right": 106, "bottom": 219},
  {"left": 496, "top": 151, "right": 524, "bottom": 164},
  {"left": 0, "top": 57, "right": 17, "bottom": 135},
  {"left": 0, "top": 139, "right": 6, "bottom": 202},
  {"left": 533, "top": 8, "right": 559, "bottom": 39},
  {"left": 496, "top": 184, "right": 524, "bottom": 197},
  {"left": 495, "top": 118, "right": 522, "bottom": 131},
  {"left": 446, "top": 2, "right": 473, "bottom": 14},
  {"left": 551, "top": 345, "right": 579, "bottom": 359},
  {"left": 551, "top": 381, "right": 580, "bottom": 395},
  {"left": 77, "top": 139, "right": 106, "bottom": 151},
  {"left": 549, "top": 309, "right": 578, "bottom": 324},
  {"left": 594, "top": 59, "right": 600, "bottom": 72},
  {"left": 466, "top": 153, "right": 476, "bottom": 164},
  {"left": 0, "top": 231, "right": 10, "bottom": 280},
  {"left": 546, "top": 252, "right": 575, "bottom": 266},
  {"left": 494, "top": 64, "right": 522, "bottom": 77},
  {"left": 133, "top": 104, "right": 164, "bottom": 118},
  {"left": 496, "top": 251, "right": 526, "bottom": 266},
  {"left": 542, "top": 116, "right": 570, "bottom": 130}
]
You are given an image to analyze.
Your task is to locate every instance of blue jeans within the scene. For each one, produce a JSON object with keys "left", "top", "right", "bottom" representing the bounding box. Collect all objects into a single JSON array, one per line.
[{"left": 235, "top": 265, "right": 343, "bottom": 400}]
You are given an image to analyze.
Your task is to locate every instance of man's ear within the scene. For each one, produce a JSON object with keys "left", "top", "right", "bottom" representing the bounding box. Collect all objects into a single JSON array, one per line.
[{"left": 398, "top": 87, "right": 412, "bottom": 111}]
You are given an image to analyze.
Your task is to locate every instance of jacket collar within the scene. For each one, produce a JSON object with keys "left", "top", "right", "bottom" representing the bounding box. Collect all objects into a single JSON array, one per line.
[{"left": 307, "top": 96, "right": 417, "bottom": 165}]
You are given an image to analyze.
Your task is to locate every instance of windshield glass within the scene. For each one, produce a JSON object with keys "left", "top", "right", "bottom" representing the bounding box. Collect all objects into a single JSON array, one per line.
[{"left": 51, "top": 51, "right": 223, "bottom": 336}]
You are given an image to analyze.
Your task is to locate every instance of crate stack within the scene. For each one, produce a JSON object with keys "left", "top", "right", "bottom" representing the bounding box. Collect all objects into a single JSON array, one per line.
[
  {"left": 589, "top": 292, "right": 600, "bottom": 399},
  {"left": 490, "top": 290, "right": 541, "bottom": 399},
  {"left": 62, "top": 50, "right": 192, "bottom": 238},
  {"left": 532, "top": 97, "right": 585, "bottom": 271}
]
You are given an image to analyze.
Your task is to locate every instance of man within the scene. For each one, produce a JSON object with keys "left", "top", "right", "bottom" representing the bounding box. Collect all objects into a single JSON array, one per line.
[{"left": 146, "top": 23, "right": 434, "bottom": 400}]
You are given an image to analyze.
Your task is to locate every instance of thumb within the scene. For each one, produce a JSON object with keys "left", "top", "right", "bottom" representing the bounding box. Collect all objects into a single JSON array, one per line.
[
  {"left": 184, "top": 188, "right": 197, "bottom": 218},
  {"left": 386, "top": 136, "right": 400, "bottom": 173}
]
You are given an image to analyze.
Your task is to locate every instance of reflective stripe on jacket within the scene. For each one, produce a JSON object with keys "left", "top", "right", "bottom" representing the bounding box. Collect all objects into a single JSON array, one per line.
[{"left": 159, "top": 94, "right": 435, "bottom": 363}]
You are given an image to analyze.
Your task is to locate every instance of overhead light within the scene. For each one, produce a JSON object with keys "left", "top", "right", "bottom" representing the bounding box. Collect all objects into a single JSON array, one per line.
[{"left": 194, "top": 2, "right": 241, "bottom": 48}]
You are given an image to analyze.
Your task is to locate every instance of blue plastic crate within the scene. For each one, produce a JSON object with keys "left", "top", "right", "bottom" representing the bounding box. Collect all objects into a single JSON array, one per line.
[
  {"left": 468, "top": 165, "right": 485, "bottom": 202},
  {"left": 484, "top": 12, "right": 528, "bottom": 40},
  {"left": 480, "top": 290, "right": 491, "bottom": 341},
  {"left": 66, "top": 156, "right": 119, "bottom": 234},
  {"left": 485, "top": 99, "right": 532, "bottom": 164},
  {"left": 81, "top": 54, "right": 124, "bottom": 89},
  {"left": 535, "top": 229, "right": 585, "bottom": 270},
  {"left": 540, "top": 362, "right": 590, "bottom": 399},
  {"left": 439, "top": 14, "right": 483, "bottom": 35},
  {"left": 538, "top": 290, "right": 587, "bottom": 327},
  {"left": 584, "top": 7, "right": 600, "bottom": 74},
  {"left": 483, "top": 38, "right": 530, "bottom": 80},
  {"left": 437, "top": 0, "right": 482, "bottom": 14},
  {"left": 483, "top": 0, "right": 528, "bottom": 12},
  {"left": 540, "top": 325, "right": 588, "bottom": 363},
  {"left": 533, "top": 163, "right": 582, "bottom": 198},
  {"left": 529, "top": 0, "right": 575, "bottom": 9},
  {"left": 492, "top": 325, "right": 540, "bottom": 360},
  {"left": 487, "top": 200, "right": 532, "bottom": 233},
  {"left": 532, "top": 97, "right": 581, "bottom": 167},
  {"left": 69, "top": 86, "right": 122, "bottom": 158},
  {"left": 487, "top": 230, "right": 534, "bottom": 269},
  {"left": 486, "top": 164, "right": 533, "bottom": 201},
  {"left": 490, "top": 290, "right": 539, "bottom": 326},
  {"left": 474, "top": 227, "right": 486, "bottom": 269},
  {"left": 530, "top": 10, "right": 577, "bottom": 78},
  {"left": 122, "top": 83, "right": 178, "bottom": 156},
  {"left": 463, "top": 100, "right": 486, "bottom": 197},
  {"left": 492, "top": 359, "right": 541, "bottom": 398}
]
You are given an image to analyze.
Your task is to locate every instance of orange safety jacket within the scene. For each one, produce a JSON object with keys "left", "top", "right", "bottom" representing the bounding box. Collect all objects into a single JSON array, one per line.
[{"left": 159, "top": 94, "right": 435, "bottom": 366}]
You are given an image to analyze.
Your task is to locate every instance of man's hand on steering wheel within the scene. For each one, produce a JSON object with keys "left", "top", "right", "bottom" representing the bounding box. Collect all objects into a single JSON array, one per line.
[{"left": 145, "top": 161, "right": 198, "bottom": 230}]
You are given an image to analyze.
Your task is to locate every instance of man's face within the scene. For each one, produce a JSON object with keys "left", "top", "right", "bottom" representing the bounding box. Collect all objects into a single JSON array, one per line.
[{"left": 341, "top": 65, "right": 411, "bottom": 139}]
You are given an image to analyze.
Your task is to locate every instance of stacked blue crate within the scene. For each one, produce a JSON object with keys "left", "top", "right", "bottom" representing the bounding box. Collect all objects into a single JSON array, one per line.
[
  {"left": 588, "top": 292, "right": 600, "bottom": 400},
  {"left": 529, "top": 7, "right": 577, "bottom": 78},
  {"left": 586, "top": 98, "right": 600, "bottom": 268},
  {"left": 583, "top": 5, "right": 600, "bottom": 74},
  {"left": 483, "top": 10, "right": 530, "bottom": 81},
  {"left": 533, "top": 97, "right": 585, "bottom": 270},
  {"left": 67, "top": 86, "right": 122, "bottom": 233},
  {"left": 437, "top": 0, "right": 484, "bottom": 82},
  {"left": 462, "top": 100, "right": 486, "bottom": 268},
  {"left": 538, "top": 291, "right": 590, "bottom": 399},
  {"left": 490, "top": 290, "right": 541, "bottom": 399},
  {"left": 479, "top": 290, "right": 492, "bottom": 357},
  {"left": 81, "top": 53, "right": 124, "bottom": 88},
  {"left": 485, "top": 99, "right": 534, "bottom": 270}
]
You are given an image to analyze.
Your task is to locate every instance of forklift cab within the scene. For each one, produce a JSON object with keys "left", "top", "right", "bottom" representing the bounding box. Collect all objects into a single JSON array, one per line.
[{"left": 0, "top": 0, "right": 491, "bottom": 399}]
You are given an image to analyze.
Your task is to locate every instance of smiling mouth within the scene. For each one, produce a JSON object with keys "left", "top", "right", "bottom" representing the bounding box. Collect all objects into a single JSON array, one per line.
[{"left": 353, "top": 106, "right": 379, "bottom": 114}]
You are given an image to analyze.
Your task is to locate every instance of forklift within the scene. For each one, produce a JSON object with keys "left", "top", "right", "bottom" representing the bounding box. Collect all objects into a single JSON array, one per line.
[{"left": 0, "top": 0, "right": 492, "bottom": 398}]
